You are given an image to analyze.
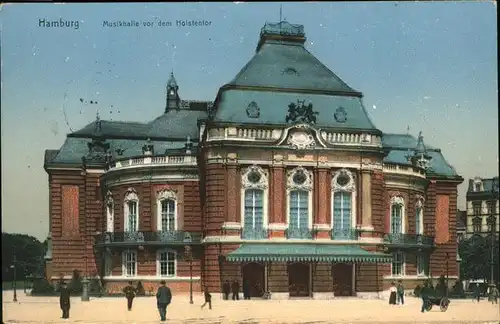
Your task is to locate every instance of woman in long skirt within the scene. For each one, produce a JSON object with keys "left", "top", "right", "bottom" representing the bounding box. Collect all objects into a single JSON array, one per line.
[{"left": 389, "top": 282, "right": 397, "bottom": 305}]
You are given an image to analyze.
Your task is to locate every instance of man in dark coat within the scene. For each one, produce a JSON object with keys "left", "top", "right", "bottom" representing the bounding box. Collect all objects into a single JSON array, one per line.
[
  {"left": 123, "top": 281, "right": 136, "bottom": 311},
  {"left": 59, "top": 282, "right": 71, "bottom": 319},
  {"left": 156, "top": 280, "right": 172, "bottom": 322},
  {"left": 231, "top": 280, "right": 240, "bottom": 300},
  {"left": 397, "top": 280, "right": 405, "bottom": 305},
  {"left": 243, "top": 280, "right": 250, "bottom": 300},
  {"left": 222, "top": 280, "right": 230, "bottom": 300},
  {"left": 420, "top": 282, "right": 431, "bottom": 313}
]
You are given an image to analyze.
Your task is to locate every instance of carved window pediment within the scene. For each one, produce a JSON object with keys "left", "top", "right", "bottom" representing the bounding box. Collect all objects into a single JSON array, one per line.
[
  {"left": 391, "top": 195, "right": 405, "bottom": 206},
  {"left": 287, "top": 166, "right": 313, "bottom": 191},
  {"left": 241, "top": 165, "right": 268, "bottom": 190},
  {"left": 124, "top": 188, "right": 138, "bottom": 202},
  {"left": 157, "top": 188, "right": 177, "bottom": 201},
  {"left": 332, "top": 169, "right": 355, "bottom": 192}
]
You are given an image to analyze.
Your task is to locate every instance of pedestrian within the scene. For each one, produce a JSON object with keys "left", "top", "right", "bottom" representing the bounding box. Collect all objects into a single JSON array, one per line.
[
  {"left": 420, "top": 282, "right": 430, "bottom": 313},
  {"left": 397, "top": 280, "right": 405, "bottom": 305},
  {"left": 231, "top": 280, "right": 240, "bottom": 300},
  {"left": 489, "top": 284, "right": 499, "bottom": 304},
  {"left": 201, "top": 288, "right": 212, "bottom": 310},
  {"left": 156, "top": 280, "right": 172, "bottom": 322},
  {"left": 243, "top": 280, "right": 250, "bottom": 300},
  {"left": 222, "top": 280, "right": 230, "bottom": 300},
  {"left": 59, "top": 282, "right": 71, "bottom": 319},
  {"left": 474, "top": 284, "right": 481, "bottom": 302},
  {"left": 389, "top": 281, "right": 397, "bottom": 305},
  {"left": 123, "top": 281, "right": 136, "bottom": 311}
]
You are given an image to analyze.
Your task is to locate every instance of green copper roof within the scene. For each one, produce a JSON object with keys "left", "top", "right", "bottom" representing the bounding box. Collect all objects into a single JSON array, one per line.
[
  {"left": 213, "top": 89, "right": 377, "bottom": 130},
  {"left": 226, "top": 243, "right": 392, "bottom": 263},
  {"left": 147, "top": 109, "right": 207, "bottom": 140},
  {"left": 227, "top": 39, "right": 359, "bottom": 94},
  {"left": 70, "top": 120, "right": 151, "bottom": 138},
  {"left": 47, "top": 137, "right": 189, "bottom": 165},
  {"left": 382, "top": 133, "right": 459, "bottom": 178}
]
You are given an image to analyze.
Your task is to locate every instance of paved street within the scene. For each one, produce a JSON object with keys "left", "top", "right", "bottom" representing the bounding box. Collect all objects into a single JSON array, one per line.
[{"left": 2, "top": 291, "right": 500, "bottom": 323}]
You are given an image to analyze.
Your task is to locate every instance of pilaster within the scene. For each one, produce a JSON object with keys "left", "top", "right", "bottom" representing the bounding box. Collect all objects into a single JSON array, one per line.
[
  {"left": 360, "top": 168, "right": 374, "bottom": 232},
  {"left": 226, "top": 154, "right": 239, "bottom": 223},
  {"left": 270, "top": 154, "right": 286, "bottom": 236}
]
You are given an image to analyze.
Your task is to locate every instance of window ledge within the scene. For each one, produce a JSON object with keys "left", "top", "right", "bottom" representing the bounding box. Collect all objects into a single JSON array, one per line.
[{"left": 103, "top": 276, "right": 201, "bottom": 281}]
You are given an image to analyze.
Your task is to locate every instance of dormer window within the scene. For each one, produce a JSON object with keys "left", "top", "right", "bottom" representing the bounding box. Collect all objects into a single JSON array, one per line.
[
  {"left": 475, "top": 183, "right": 481, "bottom": 192},
  {"left": 282, "top": 67, "right": 299, "bottom": 76}
]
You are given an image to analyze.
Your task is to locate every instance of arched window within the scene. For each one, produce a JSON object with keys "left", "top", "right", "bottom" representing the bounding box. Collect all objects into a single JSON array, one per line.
[
  {"left": 241, "top": 166, "right": 268, "bottom": 239},
  {"left": 157, "top": 189, "right": 177, "bottom": 232},
  {"left": 415, "top": 198, "right": 424, "bottom": 235},
  {"left": 331, "top": 169, "right": 356, "bottom": 240},
  {"left": 124, "top": 188, "right": 139, "bottom": 232},
  {"left": 287, "top": 166, "right": 313, "bottom": 239},
  {"left": 472, "top": 217, "right": 482, "bottom": 233},
  {"left": 390, "top": 196, "right": 405, "bottom": 235},
  {"left": 106, "top": 191, "right": 114, "bottom": 233}
]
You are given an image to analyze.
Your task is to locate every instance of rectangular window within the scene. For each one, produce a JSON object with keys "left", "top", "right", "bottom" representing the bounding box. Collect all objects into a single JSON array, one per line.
[
  {"left": 391, "top": 204, "right": 403, "bottom": 234},
  {"left": 473, "top": 218, "right": 482, "bottom": 232},
  {"left": 106, "top": 203, "right": 114, "bottom": 233},
  {"left": 487, "top": 201, "right": 495, "bottom": 216},
  {"left": 416, "top": 254, "right": 428, "bottom": 276},
  {"left": 289, "top": 190, "right": 309, "bottom": 229},
  {"left": 122, "top": 250, "right": 137, "bottom": 277},
  {"left": 333, "top": 192, "right": 352, "bottom": 230},
  {"left": 161, "top": 200, "right": 176, "bottom": 231},
  {"left": 415, "top": 206, "right": 422, "bottom": 235},
  {"left": 104, "top": 254, "right": 112, "bottom": 277},
  {"left": 473, "top": 202, "right": 482, "bottom": 216},
  {"left": 244, "top": 189, "right": 264, "bottom": 229},
  {"left": 391, "top": 251, "right": 404, "bottom": 276},
  {"left": 158, "top": 250, "right": 176, "bottom": 277},
  {"left": 126, "top": 201, "right": 138, "bottom": 232}
]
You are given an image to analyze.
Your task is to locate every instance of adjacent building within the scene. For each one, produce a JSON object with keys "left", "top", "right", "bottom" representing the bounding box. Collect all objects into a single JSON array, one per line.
[
  {"left": 465, "top": 177, "right": 499, "bottom": 238},
  {"left": 44, "top": 21, "right": 463, "bottom": 298}
]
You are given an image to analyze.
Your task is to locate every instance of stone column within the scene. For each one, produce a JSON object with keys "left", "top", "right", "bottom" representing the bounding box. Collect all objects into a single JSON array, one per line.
[{"left": 361, "top": 169, "right": 373, "bottom": 230}]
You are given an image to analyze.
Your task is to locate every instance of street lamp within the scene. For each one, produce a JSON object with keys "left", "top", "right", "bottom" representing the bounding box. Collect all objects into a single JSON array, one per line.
[
  {"left": 184, "top": 245, "right": 194, "bottom": 304},
  {"left": 445, "top": 252, "right": 449, "bottom": 297},
  {"left": 11, "top": 253, "right": 18, "bottom": 302}
]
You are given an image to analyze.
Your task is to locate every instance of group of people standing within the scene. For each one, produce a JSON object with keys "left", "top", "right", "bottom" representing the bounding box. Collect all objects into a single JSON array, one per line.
[
  {"left": 222, "top": 280, "right": 254, "bottom": 300},
  {"left": 388, "top": 280, "right": 405, "bottom": 305}
]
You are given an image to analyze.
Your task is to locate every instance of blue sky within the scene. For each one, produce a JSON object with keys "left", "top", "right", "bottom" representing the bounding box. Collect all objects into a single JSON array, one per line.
[{"left": 1, "top": 2, "right": 497, "bottom": 240}]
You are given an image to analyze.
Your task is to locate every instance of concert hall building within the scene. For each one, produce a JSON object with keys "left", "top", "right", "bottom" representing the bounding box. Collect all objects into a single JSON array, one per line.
[{"left": 43, "top": 21, "right": 462, "bottom": 298}]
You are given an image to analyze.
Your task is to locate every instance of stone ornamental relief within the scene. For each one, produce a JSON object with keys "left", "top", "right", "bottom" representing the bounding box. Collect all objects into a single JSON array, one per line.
[
  {"left": 287, "top": 130, "right": 316, "bottom": 150},
  {"left": 332, "top": 169, "right": 356, "bottom": 192},
  {"left": 287, "top": 166, "right": 313, "bottom": 191},
  {"left": 241, "top": 165, "right": 268, "bottom": 190}
]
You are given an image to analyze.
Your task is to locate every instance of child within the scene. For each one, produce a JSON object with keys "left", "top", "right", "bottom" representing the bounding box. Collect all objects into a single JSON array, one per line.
[{"left": 201, "top": 288, "right": 212, "bottom": 310}]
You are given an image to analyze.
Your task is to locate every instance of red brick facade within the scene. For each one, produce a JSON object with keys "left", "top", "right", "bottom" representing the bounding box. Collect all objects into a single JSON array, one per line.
[{"left": 47, "top": 161, "right": 460, "bottom": 295}]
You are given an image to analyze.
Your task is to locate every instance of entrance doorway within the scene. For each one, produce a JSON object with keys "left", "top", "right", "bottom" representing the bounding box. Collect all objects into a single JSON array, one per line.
[
  {"left": 332, "top": 263, "right": 353, "bottom": 296},
  {"left": 288, "top": 262, "right": 310, "bottom": 297},
  {"left": 242, "top": 263, "right": 265, "bottom": 298}
]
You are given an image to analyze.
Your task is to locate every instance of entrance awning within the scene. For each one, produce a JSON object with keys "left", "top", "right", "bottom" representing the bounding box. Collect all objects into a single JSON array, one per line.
[{"left": 226, "top": 243, "right": 392, "bottom": 263}]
